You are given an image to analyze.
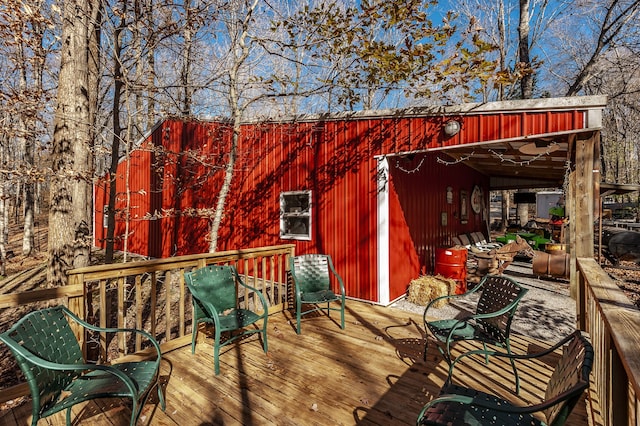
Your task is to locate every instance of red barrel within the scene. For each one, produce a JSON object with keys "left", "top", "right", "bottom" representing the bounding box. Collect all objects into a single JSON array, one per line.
[{"left": 435, "top": 247, "right": 468, "bottom": 294}]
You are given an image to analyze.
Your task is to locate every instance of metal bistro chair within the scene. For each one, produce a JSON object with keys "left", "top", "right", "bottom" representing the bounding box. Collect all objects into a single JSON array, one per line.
[
  {"left": 424, "top": 274, "right": 528, "bottom": 393},
  {"left": 417, "top": 330, "right": 594, "bottom": 426},
  {"left": 0, "top": 306, "right": 165, "bottom": 426},
  {"left": 290, "top": 254, "right": 346, "bottom": 334},
  {"left": 185, "top": 264, "right": 269, "bottom": 375}
]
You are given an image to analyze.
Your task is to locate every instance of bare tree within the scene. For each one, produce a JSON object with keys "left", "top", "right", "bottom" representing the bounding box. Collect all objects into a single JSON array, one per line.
[
  {"left": 518, "top": 0, "right": 533, "bottom": 99},
  {"left": 0, "top": 0, "right": 53, "bottom": 256},
  {"left": 208, "top": 0, "right": 260, "bottom": 252},
  {"left": 564, "top": 0, "right": 640, "bottom": 96},
  {"left": 48, "top": 0, "right": 102, "bottom": 286},
  {"left": 103, "top": 0, "right": 127, "bottom": 264}
]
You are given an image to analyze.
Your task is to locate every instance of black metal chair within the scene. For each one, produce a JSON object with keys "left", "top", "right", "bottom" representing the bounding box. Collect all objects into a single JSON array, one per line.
[
  {"left": 424, "top": 274, "right": 528, "bottom": 392},
  {"left": 185, "top": 264, "right": 269, "bottom": 375},
  {"left": 290, "top": 254, "right": 346, "bottom": 334},
  {"left": 417, "top": 330, "right": 594, "bottom": 426},
  {"left": 0, "top": 306, "right": 165, "bottom": 426}
]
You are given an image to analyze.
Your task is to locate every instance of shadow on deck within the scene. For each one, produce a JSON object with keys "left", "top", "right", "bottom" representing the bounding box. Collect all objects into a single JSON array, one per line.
[{"left": 0, "top": 301, "right": 597, "bottom": 425}]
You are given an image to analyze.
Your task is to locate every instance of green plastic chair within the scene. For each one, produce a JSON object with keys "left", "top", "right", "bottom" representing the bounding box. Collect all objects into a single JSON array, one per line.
[
  {"left": 185, "top": 265, "right": 268, "bottom": 375},
  {"left": 0, "top": 305, "right": 165, "bottom": 426},
  {"left": 290, "top": 254, "right": 346, "bottom": 334},
  {"left": 423, "top": 274, "right": 528, "bottom": 393},
  {"left": 417, "top": 330, "right": 594, "bottom": 426}
]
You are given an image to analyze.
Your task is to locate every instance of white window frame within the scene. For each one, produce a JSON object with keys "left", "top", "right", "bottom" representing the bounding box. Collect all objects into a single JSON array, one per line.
[{"left": 280, "top": 190, "right": 312, "bottom": 241}]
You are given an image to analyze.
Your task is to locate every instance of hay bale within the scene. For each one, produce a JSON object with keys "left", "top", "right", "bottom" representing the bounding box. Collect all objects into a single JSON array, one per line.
[{"left": 407, "top": 275, "right": 457, "bottom": 307}]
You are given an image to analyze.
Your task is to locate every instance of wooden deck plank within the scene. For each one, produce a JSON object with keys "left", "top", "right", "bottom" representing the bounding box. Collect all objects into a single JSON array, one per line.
[{"left": 2, "top": 301, "right": 597, "bottom": 426}]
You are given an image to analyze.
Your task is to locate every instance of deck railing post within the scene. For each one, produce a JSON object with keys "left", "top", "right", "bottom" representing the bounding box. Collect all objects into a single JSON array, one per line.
[{"left": 577, "top": 257, "right": 640, "bottom": 426}]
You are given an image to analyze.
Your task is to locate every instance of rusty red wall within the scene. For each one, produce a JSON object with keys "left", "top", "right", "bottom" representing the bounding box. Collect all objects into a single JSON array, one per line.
[{"left": 94, "top": 108, "right": 584, "bottom": 302}]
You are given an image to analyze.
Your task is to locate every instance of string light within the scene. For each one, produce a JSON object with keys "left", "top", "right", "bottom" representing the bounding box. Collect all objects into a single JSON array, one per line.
[
  {"left": 435, "top": 142, "right": 559, "bottom": 167},
  {"left": 436, "top": 151, "right": 475, "bottom": 165},
  {"left": 395, "top": 157, "right": 425, "bottom": 173},
  {"left": 488, "top": 142, "right": 559, "bottom": 165},
  {"left": 562, "top": 159, "right": 572, "bottom": 194}
]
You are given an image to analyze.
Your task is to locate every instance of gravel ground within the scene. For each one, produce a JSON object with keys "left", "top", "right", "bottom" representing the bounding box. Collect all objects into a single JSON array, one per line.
[{"left": 389, "top": 259, "right": 576, "bottom": 343}]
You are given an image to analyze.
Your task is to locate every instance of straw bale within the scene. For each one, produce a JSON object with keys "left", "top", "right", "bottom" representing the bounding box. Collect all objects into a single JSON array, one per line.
[{"left": 407, "top": 275, "right": 457, "bottom": 307}]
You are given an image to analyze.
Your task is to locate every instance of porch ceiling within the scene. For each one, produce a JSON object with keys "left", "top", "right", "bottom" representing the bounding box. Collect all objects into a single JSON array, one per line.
[{"left": 436, "top": 129, "right": 599, "bottom": 191}]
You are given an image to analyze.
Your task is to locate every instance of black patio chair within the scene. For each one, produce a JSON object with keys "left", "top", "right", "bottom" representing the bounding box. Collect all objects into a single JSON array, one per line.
[
  {"left": 423, "top": 274, "right": 528, "bottom": 393},
  {"left": 417, "top": 330, "right": 594, "bottom": 426}
]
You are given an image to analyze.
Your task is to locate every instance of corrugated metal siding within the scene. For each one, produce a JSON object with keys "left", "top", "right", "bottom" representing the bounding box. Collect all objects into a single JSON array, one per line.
[
  {"left": 387, "top": 153, "right": 489, "bottom": 300},
  {"left": 93, "top": 147, "right": 155, "bottom": 256},
  {"left": 94, "top": 107, "right": 586, "bottom": 303}
]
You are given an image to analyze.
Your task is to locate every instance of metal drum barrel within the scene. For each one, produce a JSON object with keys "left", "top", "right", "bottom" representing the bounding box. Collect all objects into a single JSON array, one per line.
[
  {"left": 435, "top": 247, "right": 468, "bottom": 294},
  {"left": 533, "top": 251, "right": 570, "bottom": 278}
]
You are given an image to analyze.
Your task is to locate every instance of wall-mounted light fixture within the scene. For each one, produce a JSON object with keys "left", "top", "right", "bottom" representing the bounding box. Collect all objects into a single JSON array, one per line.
[
  {"left": 443, "top": 120, "right": 461, "bottom": 137},
  {"left": 446, "top": 186, "right": 453, "bottom": 204}
]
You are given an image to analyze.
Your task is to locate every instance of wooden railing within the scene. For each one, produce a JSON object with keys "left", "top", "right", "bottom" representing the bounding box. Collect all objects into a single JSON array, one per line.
[
  {"left": 577, "top": 257, "right": 640, "bottom": 426},
  {"left": 0, "top": 244, "right": 295, "bottom": 404}
]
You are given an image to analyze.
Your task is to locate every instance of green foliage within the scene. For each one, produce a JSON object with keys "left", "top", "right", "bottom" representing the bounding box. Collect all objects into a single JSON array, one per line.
[{"left": 272, "top": 1, "right": 504, "bottom": 108}]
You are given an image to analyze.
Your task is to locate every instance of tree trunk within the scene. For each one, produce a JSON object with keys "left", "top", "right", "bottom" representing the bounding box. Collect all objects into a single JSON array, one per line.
[
  {"left": 181, "top": 0, "right": 193, "bottom": 116},
  {"left": 105, "top": 3, "right": 125, "bottom": 264},
  {"left": 20, "top": 11, "right": 46, "bottom": 256},
  {"left": 497, "top": 0, "right": 505, "bottom": 101},
  {"left": 0, "top": 134, "right": 7, "bottom": 276},
  {"left": 48, "top": 0, "right": 101, "bottom": 286},
  {"left": 518, "top": 0, "right": 533, "bottom": 99},
  {"left": 501, "top": 189, "right": 509, "bottom": 232},
  {"left": 208, "top": 0, "right": 259, "bottom": 252}
]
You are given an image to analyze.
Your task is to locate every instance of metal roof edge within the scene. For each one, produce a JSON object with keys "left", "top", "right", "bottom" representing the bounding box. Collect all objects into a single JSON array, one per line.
[
  {"left": 149, "top": 95, "right": 608, "bottom": 127},
  {"left": 250, "top": 95, "right": 608, "bottom": 124}
]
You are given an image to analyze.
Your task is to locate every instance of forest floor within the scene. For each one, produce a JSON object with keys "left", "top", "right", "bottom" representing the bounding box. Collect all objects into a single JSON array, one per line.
[{"left": 1, "top": 215, "right": 49, "bottom": 278}]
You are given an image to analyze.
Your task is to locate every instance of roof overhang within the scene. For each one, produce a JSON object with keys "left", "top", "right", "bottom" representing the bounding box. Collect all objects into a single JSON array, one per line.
[
  {"left": 374, "top": 95, "right": 607, "bottom": 191},
  {"left": 435, "top": 128, "right": 601, "bottom": 190}
]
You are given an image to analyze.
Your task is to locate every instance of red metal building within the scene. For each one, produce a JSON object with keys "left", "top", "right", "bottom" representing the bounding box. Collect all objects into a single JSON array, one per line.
[{"left": 94, "top": 96, "right": 606, "bottom": 304}]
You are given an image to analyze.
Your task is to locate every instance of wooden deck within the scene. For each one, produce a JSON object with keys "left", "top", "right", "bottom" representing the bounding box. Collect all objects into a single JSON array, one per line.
[{"left": 0, "top": 301, "right": 597, "bottom": 426}]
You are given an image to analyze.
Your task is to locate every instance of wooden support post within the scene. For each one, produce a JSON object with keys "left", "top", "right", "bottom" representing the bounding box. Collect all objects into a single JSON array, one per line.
[
  {"left": 574, "top": 135, "right": 595, "bottom": 257},
  {"left": 571, "top": 132, "right": 596, "bottom": 326},
  {"left": 592, "top": 133, "right": 602, "bottom": 264},
  {"left": 568, "top": 172, "right": 577, "bottom": 299}
]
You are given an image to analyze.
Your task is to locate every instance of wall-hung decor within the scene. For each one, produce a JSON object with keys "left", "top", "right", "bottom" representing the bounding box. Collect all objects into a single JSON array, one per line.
[
  {"left": 471, "top": 185, "right": 482, "bottom": 214},
  {"left": 441, "top": 211, "right": 448, "bottom": 226},
  {"left": 446, "top": 186, "right": 453, "bottom": 204},
  {"left": 460, "top": 190, "right": 468, "bottom": 224}
]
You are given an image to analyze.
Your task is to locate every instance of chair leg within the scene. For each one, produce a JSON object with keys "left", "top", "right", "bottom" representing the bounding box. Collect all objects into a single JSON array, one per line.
[
  {"left": 340, "top": 302, "right": 345, "bottom": 330},
  {"left": 129, "top": 400, "right": 139, "bottom": 426},
  {"left": 296, "top": 304, "right": 302, "bottom": 334},
  {"left": 440, "top": 343, "right": 452, "bottom": 365},
  {"left": 423, "top": 338, "right": 429, "bottom": 362},
  {"left": 191, "top": 324, "right": 197, "bottom": 354},
  {"left": 157, "top": 379, "right": 167, "bottom": 411},
  {"left": 506, "top": 339, "right": 520, "bottom": 394},
  {"left": 262, "top": 319, "right": 269, "bottom": 353},
  {"left": 214, "top": 329, "right": 221, "bottom": 375}
]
